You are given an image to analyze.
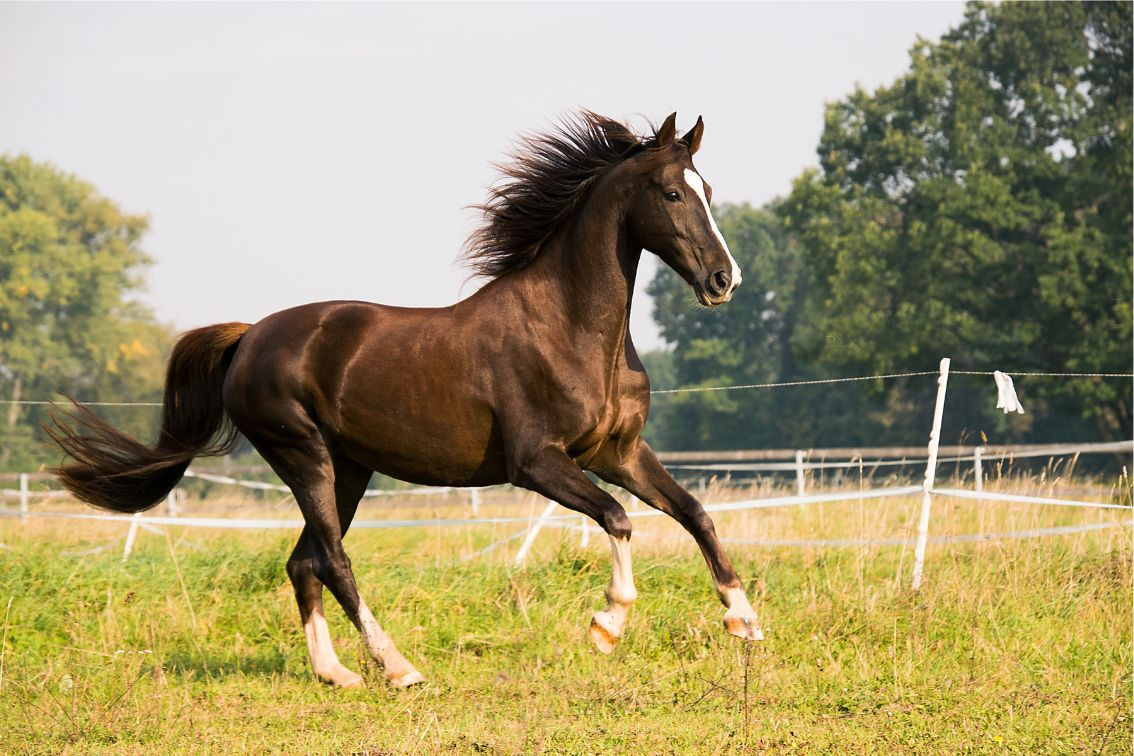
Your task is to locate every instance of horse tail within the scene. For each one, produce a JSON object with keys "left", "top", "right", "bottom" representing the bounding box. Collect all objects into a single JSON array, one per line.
[{"left": 46, "top": 322, "right": 252, "bottom": 514}]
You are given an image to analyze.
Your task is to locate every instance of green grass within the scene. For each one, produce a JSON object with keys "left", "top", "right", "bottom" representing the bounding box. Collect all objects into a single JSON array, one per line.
[{"left": 0, "top": 484, "right": 1130, "bottom": 753}]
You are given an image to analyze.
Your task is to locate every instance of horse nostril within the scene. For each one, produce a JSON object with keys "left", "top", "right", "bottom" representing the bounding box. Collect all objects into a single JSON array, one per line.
[{"left": 708, "top": 270, "right": 731, "bottom": 296}]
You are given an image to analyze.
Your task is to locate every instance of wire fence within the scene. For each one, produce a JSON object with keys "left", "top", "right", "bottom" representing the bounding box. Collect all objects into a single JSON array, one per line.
[
  {"left": 1, "top": 361, "right": 1130, "bottom": 578},
  {"left": 1, "top": 366, "right": 1130, "bottom": 406}
]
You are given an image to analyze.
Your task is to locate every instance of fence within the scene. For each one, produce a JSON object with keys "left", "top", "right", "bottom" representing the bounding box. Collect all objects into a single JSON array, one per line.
[
  {"left": 663, "top": 440, "right": 1132, "bottom": 496},
  {"left": 1, "top": 359, "right": 1131, "bottom": 587}
]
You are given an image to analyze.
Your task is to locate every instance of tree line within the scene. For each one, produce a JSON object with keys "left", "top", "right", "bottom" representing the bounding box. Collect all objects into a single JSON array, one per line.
[
  {"left": 0, "top": 156, "right": 172, "bottom": 470},
  {"left": 644, "top": 2, "right": 1131, "bottom": 451},
  {"left": 1, "top": 2, "right": 1130, "bottom": 469}
]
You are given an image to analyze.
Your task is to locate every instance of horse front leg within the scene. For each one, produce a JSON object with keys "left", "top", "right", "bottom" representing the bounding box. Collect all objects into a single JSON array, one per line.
[
  {"left": 509, "top": 446, "right": 637, "bottom": 653},
  {"left": 591, "top": 440, "right": 764, "bottom": 642}
]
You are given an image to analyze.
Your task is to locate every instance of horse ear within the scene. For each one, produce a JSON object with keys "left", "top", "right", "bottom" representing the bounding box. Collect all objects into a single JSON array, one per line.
[
  {"left": 656, "top": 112, "right": 678, "bottom": 147},
  {"left": 681, "top": 116, "right": 704, "bottom": 155}
]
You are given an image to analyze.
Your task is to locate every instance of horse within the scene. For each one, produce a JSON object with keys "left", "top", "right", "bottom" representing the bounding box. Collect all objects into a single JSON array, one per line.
[{"left": 47, "top": 111, "right": 763, "bottom": 689}]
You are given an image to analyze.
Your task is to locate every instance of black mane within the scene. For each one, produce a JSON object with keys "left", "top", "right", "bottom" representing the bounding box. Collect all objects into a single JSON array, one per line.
[{"left": 464, "top": 111, "right": 656, "bottom": 279}]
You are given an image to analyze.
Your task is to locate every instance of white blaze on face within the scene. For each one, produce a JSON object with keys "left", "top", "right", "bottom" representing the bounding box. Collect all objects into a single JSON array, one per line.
[{"left": 683, "top": 168, "right": 742, "bottom": 289}]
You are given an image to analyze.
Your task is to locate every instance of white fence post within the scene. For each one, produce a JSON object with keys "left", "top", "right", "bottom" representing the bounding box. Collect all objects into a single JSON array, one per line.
[
  {"left": 912, "top": 357, "right": 951, "bottom": 591},
  {"left": 513, "top": 500, "right": 558, "bottom": 567},
  {"left": 580, "top": 515, "right": 590, "bottom": 547},
  {"left": 122, "top": 512, "right": 142, "bottom": 562},
  {"left": 18, "top": 473, "right": 28, "bottom": 525},
  {"left": 795, "top": 450, "right": 806, "bottom": 496},
  {"left": 469, "top": 487, "right": 481, "bottom": 516},
  {"left": 973, "top": 446, "right": 984, "bottom": 493}
]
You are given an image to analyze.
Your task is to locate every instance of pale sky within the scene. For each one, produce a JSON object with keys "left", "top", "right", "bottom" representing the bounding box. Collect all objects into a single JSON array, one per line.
[{"left": 1, "top": 1, "right": 967, "bottom": 351}]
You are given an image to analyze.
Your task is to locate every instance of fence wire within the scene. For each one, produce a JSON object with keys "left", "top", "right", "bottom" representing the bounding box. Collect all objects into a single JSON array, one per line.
[{"left": 2, "top": 366, "right": 1131, "bottom": 406}]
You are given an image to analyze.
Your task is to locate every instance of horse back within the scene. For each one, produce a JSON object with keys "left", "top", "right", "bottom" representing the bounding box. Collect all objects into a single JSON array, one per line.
[{"left": 222, "top": 300, "right": 507, "bottom": 486}]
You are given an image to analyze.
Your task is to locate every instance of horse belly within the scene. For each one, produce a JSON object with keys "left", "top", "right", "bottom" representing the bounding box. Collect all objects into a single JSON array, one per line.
[
  {"left": 341, "top": 425, "right": 507, "bottom": 487},
  {"left": 332, "top": 380, "right": 507, "bottom": 488}
]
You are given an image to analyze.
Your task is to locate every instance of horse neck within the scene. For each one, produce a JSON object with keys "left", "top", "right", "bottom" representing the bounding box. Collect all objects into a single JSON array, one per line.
[{"left": 517, "top": 179, "right": 641, "bottom": 346}]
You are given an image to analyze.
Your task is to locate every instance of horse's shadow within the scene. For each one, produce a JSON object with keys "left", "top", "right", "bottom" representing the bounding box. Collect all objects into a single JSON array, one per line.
[{"left": 162, "top": 649, "right": 295, "bottom": 680}]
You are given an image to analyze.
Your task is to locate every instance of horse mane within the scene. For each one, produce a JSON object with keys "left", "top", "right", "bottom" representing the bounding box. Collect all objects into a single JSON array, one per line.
[{"left": 464, "top": 111, "right": 658, "bottom": 280}]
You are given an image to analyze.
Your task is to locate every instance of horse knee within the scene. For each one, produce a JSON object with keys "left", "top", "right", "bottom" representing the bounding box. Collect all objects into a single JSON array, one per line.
[
  {"left": 312, "top": 556, "right": 342, "bottom": 586},
  {"left": 693, "top": 509, "right": 717, "bottom": 537},
  {"left": 603, "top": 508, "right": 632, "bottom": 541},
  {"left": 287, "top": 552, "right": 312, "bottom": 582}
]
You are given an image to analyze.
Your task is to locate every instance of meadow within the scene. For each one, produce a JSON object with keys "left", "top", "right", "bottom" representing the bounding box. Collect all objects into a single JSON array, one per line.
[{"left": 0, "top": 471, "right": 1129, "bottom": 753}]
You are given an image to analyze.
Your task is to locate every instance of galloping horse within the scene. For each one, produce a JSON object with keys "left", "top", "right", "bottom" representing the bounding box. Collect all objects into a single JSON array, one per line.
[{"left": 48, "top": 111, "right": 762, "bottom": 688}]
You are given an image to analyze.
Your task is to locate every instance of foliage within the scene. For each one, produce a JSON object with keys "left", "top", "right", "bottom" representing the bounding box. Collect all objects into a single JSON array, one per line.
[
  {"left": 645, "top": 204, "right": 852, "bottom": 450},
  {"left": 648, "top": 1, "right": 1132, "bottom": 450},
  {"left": 0, "top": 155, "right": 173, "bottom": 470}
]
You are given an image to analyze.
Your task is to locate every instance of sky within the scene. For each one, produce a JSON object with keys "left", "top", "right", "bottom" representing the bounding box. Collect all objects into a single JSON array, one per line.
[{"left": 1, "top": 1, "right": 968, "bottom": 351}]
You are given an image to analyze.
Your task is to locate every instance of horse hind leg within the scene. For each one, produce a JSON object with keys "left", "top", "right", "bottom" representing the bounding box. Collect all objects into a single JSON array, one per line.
[
  {"left": 287, "top": 529, "right": 363, "bottom": 688},
  {"left": 328, "top": 456, "right": 425, "bottom": 688},
  {"left": 312, "top": 533, "right": 424, "bottom": 687},
  {"left": 267, "top": 438, "right": 423, "bottom": 688}
]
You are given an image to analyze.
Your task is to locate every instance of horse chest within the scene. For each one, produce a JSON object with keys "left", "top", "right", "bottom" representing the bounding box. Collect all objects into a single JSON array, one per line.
[{"left": 565, "top": 373, "right": 646, "bottom": 465}]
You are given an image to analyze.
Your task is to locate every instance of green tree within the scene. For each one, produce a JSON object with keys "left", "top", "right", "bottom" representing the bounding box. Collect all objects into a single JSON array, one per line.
[
  {"left": 646, "top": 204, "right": 920, "bottom": 451},
  {"left": 650, "top": 2, "right": 1131, "bottom": 451},
  {"left": 646, "top": 204, "right": 814, "bottom": 450},
  {"left": 779, "top": 0, "right": 1131, "bottom": 444},
  {"left": 0, "top": 155, "right": 172, "bottom": 469}
]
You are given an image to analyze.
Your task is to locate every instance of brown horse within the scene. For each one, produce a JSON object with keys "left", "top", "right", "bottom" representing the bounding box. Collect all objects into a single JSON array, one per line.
[{"left": 48, "top": 111, "right": 762, "bottom": 688}]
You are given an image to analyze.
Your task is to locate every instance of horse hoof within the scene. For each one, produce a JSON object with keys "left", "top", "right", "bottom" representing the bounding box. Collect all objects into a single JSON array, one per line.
[
  {"left": 724, "top": 615, "right": 764, "bottom": 642},
  {"left": 589, "top": 615, "right": 620, "bottom": 654},
  {"left": 388, "top": 668, "right": 427, "bottom": 688},
  {"left": 320, "top": 668, "right": 365, "bottom": 688}
]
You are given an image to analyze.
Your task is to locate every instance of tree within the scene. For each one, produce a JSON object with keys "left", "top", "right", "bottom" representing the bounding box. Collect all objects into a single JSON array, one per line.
[
  {"left": 649, "top": 2, "right": 1131, "bottom": 451},
  {"left": 779, "top": 1, "right": 1131, "bottom": 443},
  {"left": 646, "top": 204, "right": 923, "bottom": 451},
  {"left": 646, "top": 204, "right": 814, "bottom": 450},
  {"left": 0, "top": 155, "right": 172, "bottom": 469}
]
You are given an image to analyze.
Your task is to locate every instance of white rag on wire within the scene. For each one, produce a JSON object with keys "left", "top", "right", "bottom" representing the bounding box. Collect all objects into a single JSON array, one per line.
[{"left": 994, "top": 371, "right": 1025, "bottom": 414}]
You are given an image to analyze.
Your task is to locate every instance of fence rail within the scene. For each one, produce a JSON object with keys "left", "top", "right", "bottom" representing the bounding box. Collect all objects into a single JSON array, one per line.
[
  {"left": 3, "top": 359, "right": 1131, "bottom": 579},
  {"left": 5, "top": 440, "right": 1127, "bottom": 484},
  {"left": 655, "top": 440, "right": 1133, "bottom": 463}
]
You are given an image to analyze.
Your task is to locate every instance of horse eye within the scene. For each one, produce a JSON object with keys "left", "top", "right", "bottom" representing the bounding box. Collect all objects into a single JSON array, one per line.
[{"left": 664, "top": 191, "right": 681, "bottom": 202}]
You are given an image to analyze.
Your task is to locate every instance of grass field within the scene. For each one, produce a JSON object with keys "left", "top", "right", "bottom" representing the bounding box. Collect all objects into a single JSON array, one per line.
[{"left": 0, "top": 474, "right": 1130, "bottom": 753}]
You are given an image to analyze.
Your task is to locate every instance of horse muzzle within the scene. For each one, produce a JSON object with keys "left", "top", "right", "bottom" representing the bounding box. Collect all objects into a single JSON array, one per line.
[{"left": 695, "top": 269, "right": 739, "bottom": 307}]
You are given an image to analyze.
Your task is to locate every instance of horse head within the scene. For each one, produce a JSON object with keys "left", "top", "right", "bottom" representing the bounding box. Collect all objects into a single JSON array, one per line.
[{"left": 623, "top": 113, "right": 742, "bottom": 307}]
